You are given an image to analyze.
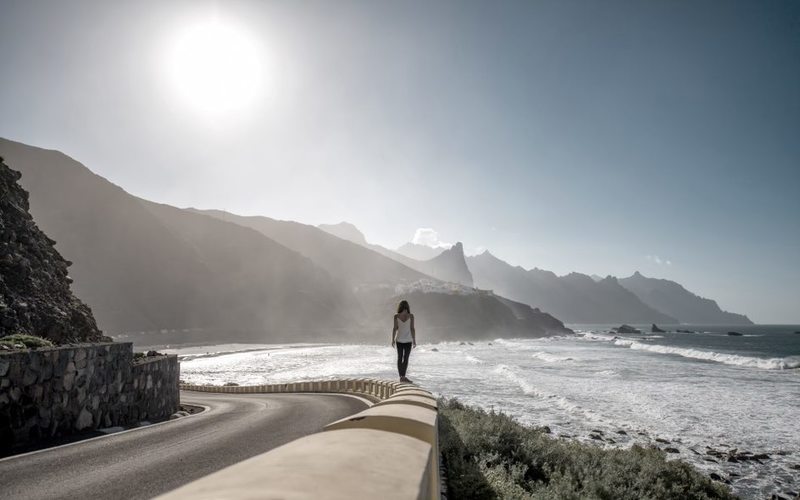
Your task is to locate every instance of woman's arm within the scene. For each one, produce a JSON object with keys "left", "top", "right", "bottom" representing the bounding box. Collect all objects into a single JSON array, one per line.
[
  {"left": 391, "top": 315, "right": 398, "bottom": 347},
  {"left": 410, "top": 314, "right": 417, "bottom": 348}
]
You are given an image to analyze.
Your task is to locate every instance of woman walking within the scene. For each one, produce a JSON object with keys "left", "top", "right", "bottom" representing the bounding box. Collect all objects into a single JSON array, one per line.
[{"left": 391, "top": 300, "right": 416, "bottom": 382}]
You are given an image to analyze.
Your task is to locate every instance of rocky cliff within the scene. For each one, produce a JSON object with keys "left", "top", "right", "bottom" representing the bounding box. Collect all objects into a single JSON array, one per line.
[{"left": 0, "top": 157, "right": 104, "bottom": 343}]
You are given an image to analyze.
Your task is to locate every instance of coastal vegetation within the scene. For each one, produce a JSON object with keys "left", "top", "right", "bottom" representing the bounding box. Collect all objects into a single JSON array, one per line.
[
  {"left": 439, "top": 398, "right": 735, "bottom": 500},
  {"left": 0, "top": 333, "right": 54, "bottom": 350}
]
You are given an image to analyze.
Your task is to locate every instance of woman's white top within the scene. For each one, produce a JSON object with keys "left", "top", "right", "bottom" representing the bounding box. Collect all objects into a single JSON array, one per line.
[{"left": 396, "top": 315, "right": 413, "bottom": 343}]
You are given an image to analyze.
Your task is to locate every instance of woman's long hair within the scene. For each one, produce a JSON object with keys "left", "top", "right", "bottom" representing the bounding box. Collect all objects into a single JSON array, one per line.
[{"left": 397, "top": 300, "right": 410, "bottom": 314}]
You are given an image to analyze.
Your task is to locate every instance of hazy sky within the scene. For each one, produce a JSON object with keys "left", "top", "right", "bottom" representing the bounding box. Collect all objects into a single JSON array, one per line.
[{"left": 1, "top": 0, "right": 798, "bottom": 322}]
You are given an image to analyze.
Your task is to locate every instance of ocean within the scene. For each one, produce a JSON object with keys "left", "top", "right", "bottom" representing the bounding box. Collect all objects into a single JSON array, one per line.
[{"left": 170, "top": 324, "right": 800, "bottom": 499}]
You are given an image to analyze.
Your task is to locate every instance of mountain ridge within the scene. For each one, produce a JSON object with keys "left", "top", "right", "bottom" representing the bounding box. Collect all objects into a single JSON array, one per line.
[{"left": 619, "top": 271, "right": 753, "bottom": 325}]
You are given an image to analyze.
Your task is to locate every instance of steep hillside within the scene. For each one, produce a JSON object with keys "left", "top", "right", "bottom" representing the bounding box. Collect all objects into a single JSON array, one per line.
[
  {"left": 195, "top": 210, "right": 427, "bottom": 286},
  {"left": 619, "top": 271, "right": 752, "bottom": 325},
  {"left": 467, "top": 251, "right": 677, "bottom": 324},
  {"left": 0, "top": 156, "right": 104, "bottom": 343},
  {"left": 0, "top": 138, "right": 350, "bottom": 340}
]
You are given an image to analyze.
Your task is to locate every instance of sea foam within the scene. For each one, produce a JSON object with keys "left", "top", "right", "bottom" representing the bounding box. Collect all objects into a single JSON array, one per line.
[{"left": 614, "top": 339, "right": 800, "bottom": 370}]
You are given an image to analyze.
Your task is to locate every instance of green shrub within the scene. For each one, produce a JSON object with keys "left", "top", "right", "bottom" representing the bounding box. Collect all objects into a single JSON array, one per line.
[
  {"left": 439, "top": 398, "right": 735, "bottom": 500},
  {"left": 0, "top": 334, "right": 54, "bottom": 349}
]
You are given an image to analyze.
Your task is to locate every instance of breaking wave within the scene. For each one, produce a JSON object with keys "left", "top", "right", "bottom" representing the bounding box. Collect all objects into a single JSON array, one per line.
[{"left": 613, "top": 340, "right": 800, "bottom": 370}]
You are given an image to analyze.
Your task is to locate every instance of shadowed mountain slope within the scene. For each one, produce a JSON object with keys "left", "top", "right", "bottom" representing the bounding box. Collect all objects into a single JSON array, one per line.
[
  {"left": 193, "top": 210, "right": 427, "bottom": 286},
  {"left": 1, "top": 138, "right": 566, "bottom": 342},
  {"left": 0, "top": 138, "right": 349, "bottom": 339},
  {"left": 619, "top": 271, "right": 752, "bottom": 325}
]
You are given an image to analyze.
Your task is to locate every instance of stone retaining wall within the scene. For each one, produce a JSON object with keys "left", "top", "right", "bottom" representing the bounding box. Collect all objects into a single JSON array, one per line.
[{"left": 0, "top": 342, "right": 179, "bottom": 450}]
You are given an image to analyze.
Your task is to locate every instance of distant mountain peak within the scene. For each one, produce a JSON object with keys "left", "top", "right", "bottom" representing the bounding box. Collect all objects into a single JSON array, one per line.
[
  {"left": 318, "top": 221, "right": 368, "bottom": 246},
  {"left": 395, "top": 241, "right": 447, "bottom": 261}
]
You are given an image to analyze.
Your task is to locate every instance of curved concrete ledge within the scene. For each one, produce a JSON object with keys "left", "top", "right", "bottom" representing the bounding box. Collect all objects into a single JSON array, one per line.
[
  {"left": 378, "top": 394, "right": 438, "bottom": 411},
  {"left": 157, "top": 429, "right": 432, "bottom": 500},
  {"left": 390, "top": 388, "right": 438, "bottom": 401},
  {"left": 325, "top": 404, "right": 440, "bottom": 499},
  {"left": 175, "top": 378, "right": 440, "bottom": 499}
]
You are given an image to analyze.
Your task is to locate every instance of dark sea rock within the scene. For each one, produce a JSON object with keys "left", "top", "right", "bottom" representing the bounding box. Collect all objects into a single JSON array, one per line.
[
  {"left": 727, "top": 331, "right": 744, "bottom": 336},
  {"left": 614, "top": 324, "right": 641, "bottom": 334},
  {"left": 0, "top": 158, "right": 104, "bottom": 343},
  {"left": 651, "top": 323, "right": 666, "bottom": 333},
  {"left": 677, "top": 329, "right": 695, "bottom": 333},
  {"left": 616, "top": 430, "right": 628, "bottom": 435},
  {"left": 664, "top": 447, "right": 680, "bottom": 454},
  {"left": 655, "top": 438, "right": 671, "bottom": 444},
  {"left": 709, "top": 473, "right": 731, "bottom": 484}
]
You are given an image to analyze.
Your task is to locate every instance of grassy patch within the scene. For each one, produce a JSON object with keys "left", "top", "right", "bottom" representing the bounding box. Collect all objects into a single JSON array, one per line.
[
  {"left": 439, "top": 398, "right": 735, "bottom": 500},
  {"left": 0, "top": 334, "right": 54, "bottom": 350}
]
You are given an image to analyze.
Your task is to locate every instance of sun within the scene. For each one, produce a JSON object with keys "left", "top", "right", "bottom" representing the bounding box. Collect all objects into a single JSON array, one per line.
[{"left": 165, "top": 19, "right": 262, "bottom": 115}]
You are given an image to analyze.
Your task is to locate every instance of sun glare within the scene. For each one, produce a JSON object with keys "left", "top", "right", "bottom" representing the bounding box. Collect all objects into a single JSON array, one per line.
[{"left": 166, "top": 19, "right": 262, "bottom": 115}]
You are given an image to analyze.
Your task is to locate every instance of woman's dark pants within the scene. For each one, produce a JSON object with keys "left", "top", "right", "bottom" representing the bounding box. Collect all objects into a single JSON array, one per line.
[{"left": 396, "top": 342, "right": 412, "bottom": 377}]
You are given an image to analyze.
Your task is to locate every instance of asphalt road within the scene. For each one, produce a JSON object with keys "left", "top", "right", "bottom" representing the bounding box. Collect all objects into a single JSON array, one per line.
[{"left": 0, "top": 391, "right": 368, "bottom": 500}]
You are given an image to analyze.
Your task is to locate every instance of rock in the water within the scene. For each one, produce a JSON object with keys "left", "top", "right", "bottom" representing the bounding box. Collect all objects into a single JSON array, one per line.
[
  {"left": 677, "top": 329, "right": 695, "bottom": 333},
  {"left": 651, "top": 323, "right": 666, "bottom": 333},
  {"left": 614, "top": 324, "right": 641, "bottom": 334},
  {"left": 727, "top": 331, "right": 744, "bottom": 336},
  {"left": 664, "top": 447, "right": 680, "bottom": 454},
  {"left": 0, "top": 157, "right": 105, "bottom": 343},
  {"left": 709, "top": 473, "right": 730, "bottom": 484}
]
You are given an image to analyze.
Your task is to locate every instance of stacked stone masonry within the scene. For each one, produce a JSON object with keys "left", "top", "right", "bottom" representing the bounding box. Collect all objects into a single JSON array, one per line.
[{"left": 0, "top": 342, "right": 179, "bottom": 450}]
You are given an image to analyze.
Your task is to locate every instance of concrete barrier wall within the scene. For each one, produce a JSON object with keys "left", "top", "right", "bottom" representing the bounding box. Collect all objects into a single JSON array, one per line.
[
  {"left": 157, "top": 429, "right": 432, "bottom": 500},
  {"left": 175, "top": 378, "right": 439, "bottom": 499}
]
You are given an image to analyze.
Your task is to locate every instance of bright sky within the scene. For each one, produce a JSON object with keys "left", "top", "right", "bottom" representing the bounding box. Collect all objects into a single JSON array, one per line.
[{"left": 0, "top": 0, "right": 798, "bottom": 322}]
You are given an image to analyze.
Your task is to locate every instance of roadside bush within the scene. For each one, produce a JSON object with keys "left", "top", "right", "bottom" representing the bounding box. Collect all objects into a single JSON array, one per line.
[
  {"left": 0, "top": 333, "right": 54, "bottom": 350},
  {"left": 439, "top": 398, "right": 735, "bottom": 500}
]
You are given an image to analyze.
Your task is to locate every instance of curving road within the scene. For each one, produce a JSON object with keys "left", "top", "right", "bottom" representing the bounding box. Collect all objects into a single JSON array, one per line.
[{"left": 0, "top": 391, "right": 368, "bottom": 500}]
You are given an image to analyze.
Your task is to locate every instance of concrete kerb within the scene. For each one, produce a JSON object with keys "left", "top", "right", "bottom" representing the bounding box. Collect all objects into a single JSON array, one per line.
[{"left": 157, "top": 429, "right": 433, "bottom": 500}]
